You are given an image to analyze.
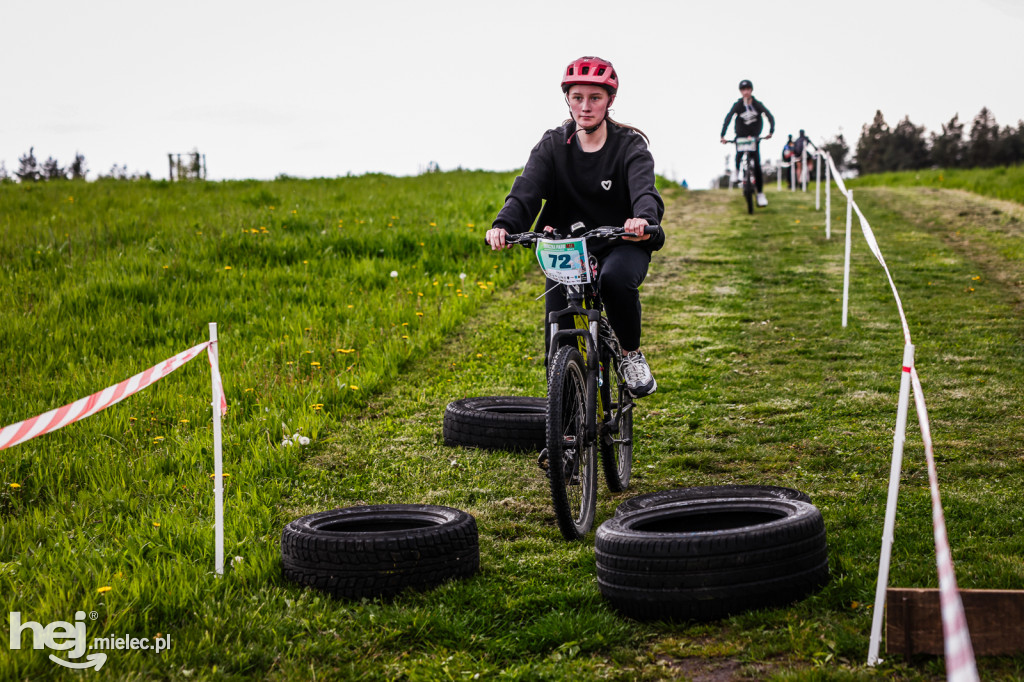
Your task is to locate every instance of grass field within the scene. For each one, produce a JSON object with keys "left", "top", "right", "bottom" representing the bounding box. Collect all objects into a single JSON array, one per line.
[
  {"left": 848, "top": 164, "right": 1024, "bottom": 205},
  {"left": 3, "top": 174, "right": 1024, "bottom": 680}
]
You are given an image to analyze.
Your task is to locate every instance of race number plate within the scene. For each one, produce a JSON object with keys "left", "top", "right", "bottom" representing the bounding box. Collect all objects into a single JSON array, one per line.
[
  {"left": 536, "top": 238, "right": 591, "bottom": 285},
  {"left": 736, "top": 137, "right": 757, "bottom": 152}
]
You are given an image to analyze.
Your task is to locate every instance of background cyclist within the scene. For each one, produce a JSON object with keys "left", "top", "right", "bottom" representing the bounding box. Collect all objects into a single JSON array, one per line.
[
  {"left": 720, "top": 79, "right": 775, "bottom": 207},
  {"left": 792, "top": 129, "right": 818, "bottom": 187},
  {"left": 485, "top": 55, "right": 665, "bottom": 398}
]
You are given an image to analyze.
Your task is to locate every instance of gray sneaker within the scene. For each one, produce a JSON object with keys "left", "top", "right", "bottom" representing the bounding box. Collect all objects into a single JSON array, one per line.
[{"left": 620, "top": 350, "right": 657, "bottom": 397}]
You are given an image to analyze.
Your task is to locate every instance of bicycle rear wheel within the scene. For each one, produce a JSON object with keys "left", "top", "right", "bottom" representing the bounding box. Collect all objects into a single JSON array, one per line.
[
  {"left": 743, "top": 181, "right": 754, "bottom": 214},
  {"left": 600, "top": 356, "right": 633, "bottom": 492},
  {"left": 546, "top": 345, "right": 597, "bottom": 540}
]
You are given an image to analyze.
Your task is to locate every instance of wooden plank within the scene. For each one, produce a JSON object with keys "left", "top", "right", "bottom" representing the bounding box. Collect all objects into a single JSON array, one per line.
[{"left": 886, "top": 588, "right": 1024, "bottom": 656}]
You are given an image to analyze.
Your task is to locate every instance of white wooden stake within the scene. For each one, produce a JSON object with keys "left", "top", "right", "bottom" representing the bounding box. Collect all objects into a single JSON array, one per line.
[
  {"left": 210, "top": 322, "right": 224, "bottom": 576},
  {"left": 825, "top": 156, "right": 832, "bottom": 240},
  {"left": 867, "top": 343, "right": 916, "bottom": 666},
  {"left": 778, "top": 154, "right": 782, "bottom": 191},
  {"left": 815, "top": 152, "right": 821, "bottom": 210},
  {"left": 842, "top": 190, "right": 853, "bottom": 327}
]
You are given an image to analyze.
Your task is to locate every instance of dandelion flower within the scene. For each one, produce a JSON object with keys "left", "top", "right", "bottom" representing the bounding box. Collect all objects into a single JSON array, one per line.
[
  {"left": 349, "top": 385, "right": 359, "bottom": 390},
  {"left": 459, "top": 273, "right": 467, "bottom": 281},
  {"left": 429, "top": 222, "right": 437, "bottom": 227},
  {"left": 311, "top": 361, "right": 321, "bottom": 368},
  {"left": 416, "top": 312, "right": 424, "bottom": 317},
  {"left": 282, "top": 438, "right": 294, "bottom": 447},
  {"left": 476, "top": 353, "right": 483, "bottom": 358},
  {"left": 347, "top": 304, "right": 354, "bottom": 308},
  {"left": 162, "top": 265, "right": 169, "bottom": 270},
  {"left": 180, "top": 419, "right": 189, "bottom": 424},
  {"left": 97, "top": 586, "right": 112, "bottom": 595},
  {"left": 9, "top": 483, "right": 20, "bottom": 489},
  {"left": 402, "top": 335, "right": 409, "bottom": 339},
  {"left": 153, "top": 522, "right": 161, "bottom": 528},
  {"left": 224, "top": 266, "right": 232, "bottom": 270},
  {"left": 297, "top": 436, "right": 310, "bottom": 446},
  {"left": 390, "top": 271, "right": 399, "bottom": 278}
]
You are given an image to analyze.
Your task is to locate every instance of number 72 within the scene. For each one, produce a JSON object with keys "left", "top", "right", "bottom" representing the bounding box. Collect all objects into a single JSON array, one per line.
[{"left": 547, "top": 253, "right": 573, "bottom": 269}]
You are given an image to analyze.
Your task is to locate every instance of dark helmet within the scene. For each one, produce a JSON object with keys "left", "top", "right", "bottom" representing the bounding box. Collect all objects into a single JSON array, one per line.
[
  {"left": 738, "top": 79, "right": 753, "bottom": 90},
  {"left": 562, "top": 56, "right": 618, "bottom": 95}
]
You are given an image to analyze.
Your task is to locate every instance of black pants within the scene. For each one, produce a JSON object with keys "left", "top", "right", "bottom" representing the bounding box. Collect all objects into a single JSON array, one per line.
[
  {"left": 735, "top": 145, "right": 764, "bottom": 192},
  {"left": 544, "top": 244, "right": 650, "bottom": 357}
]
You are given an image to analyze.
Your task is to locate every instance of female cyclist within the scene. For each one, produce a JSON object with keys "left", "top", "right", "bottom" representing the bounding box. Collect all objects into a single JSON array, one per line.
[{"left": 485, "top": 56, "right": 665, "bottom": 398}]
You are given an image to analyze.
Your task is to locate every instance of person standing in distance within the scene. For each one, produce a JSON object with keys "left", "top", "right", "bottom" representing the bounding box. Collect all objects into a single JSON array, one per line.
[
  {"left": 485, "top": 56, "right": 665, "bottom": 398},
  {"left": 720, "top": 79, "right": 775, "bottom": 207}
]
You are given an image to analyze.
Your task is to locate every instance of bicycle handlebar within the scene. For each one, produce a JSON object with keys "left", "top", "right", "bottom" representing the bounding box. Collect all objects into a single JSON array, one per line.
[
  {"left": 499, "top": 224, "right": 662, "bottom": 247},
  {"left": 726, "top": 136, "right": 769, "bottom": 144}
]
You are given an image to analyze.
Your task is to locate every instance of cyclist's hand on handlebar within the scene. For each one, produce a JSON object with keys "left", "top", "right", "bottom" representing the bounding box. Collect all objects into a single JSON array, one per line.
[
  {"left": 720, "top": 137, "right": 728, "bottom": 144},
  {"left": 486, "top": 227, "right": 510, "bottom": 250},
  {"left": 622, "top": 218, "right": 650, "bottom": 242},
  {"left": 765, "top": 132, "right": 773, "bottom": 140}
]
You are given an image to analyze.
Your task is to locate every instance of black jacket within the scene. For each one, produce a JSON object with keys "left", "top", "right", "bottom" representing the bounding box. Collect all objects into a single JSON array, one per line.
[
  {"left": 721, "top": 97, "right": 775, "bottom": 138},
  {"left": 492, "top": 120, "right": 665, "bottom": 253}
]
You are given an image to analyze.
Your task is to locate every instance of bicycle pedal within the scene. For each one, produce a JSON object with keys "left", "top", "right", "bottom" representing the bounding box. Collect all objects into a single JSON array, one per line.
[{"left": 536, "top": 448, "right": 549, "bottom": 471}]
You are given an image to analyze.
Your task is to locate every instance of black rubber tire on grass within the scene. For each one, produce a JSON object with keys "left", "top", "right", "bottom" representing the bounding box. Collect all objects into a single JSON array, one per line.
[
  {"left": 443, "top": 396, "right": 546, "bottom": 452},
  {"left": 596, "top": 498, "right": 829, "bottom": 622},
  {"left": 281, "top": 504, "right": 479, "bottom": 600},
  {"left": 614, "top": 484, "right": 811, "bottom": 517}
]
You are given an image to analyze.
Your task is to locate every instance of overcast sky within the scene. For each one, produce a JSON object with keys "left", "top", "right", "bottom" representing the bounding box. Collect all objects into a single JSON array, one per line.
[{"left": 4, "top": 0, "right": 1023, "bottom": 189}]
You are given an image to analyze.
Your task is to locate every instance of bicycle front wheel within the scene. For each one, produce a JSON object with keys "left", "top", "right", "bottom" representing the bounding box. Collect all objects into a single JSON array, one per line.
[{"left": 546, "top": 346, "right": 597, "bottom": 540}]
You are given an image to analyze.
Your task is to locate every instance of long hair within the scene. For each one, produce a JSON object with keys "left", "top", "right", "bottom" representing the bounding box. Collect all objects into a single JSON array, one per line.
[{"left": 563, "top": 115, "right": 651, "bottom": 145}]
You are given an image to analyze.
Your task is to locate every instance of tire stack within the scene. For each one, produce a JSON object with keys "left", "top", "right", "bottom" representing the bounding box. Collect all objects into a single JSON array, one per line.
[
  {"left": 442, "top": 396, "right": 546, "bottom": 452},
  {"left": 281, "top": 504, "right": 479, "bottom": 600},
  {"left": 597, "top": 486, "right": 829, "bottom": 622}
]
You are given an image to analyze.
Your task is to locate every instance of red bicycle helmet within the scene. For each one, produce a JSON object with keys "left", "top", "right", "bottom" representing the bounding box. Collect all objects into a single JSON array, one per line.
[{"left": 561, "top": 56, "right": 618, "bottom": 94}]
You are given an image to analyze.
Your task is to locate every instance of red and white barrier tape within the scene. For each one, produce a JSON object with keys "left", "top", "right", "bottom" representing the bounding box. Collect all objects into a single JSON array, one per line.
[
  {"left": 910, "top": 368, "right": 979, "bottom": 682},
  {"left": 0, "top": 341, "right": 226, "bottom": 451},
  {"left": 820, "top": 154, "right": 978, "bottom": 678}
]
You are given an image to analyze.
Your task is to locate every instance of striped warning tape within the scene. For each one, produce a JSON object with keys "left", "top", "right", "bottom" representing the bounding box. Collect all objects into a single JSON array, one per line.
[
  {"left": 909, "top": 368, "right": 979, "bottom": 682},
  {"left": 0, "top": 341, "right": 226, "bottom": 451}
]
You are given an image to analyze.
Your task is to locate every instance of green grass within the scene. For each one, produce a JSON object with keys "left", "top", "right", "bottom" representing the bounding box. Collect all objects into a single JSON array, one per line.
[
  {"left": 848, "top": 165, "right": 1024, "bottom": 205},
  {"left": 3, "top": 177, "right": 1024, "bottom": 680}
]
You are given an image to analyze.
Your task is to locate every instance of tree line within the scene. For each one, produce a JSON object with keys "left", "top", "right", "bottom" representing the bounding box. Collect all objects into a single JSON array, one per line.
[
  {"left": 0, "top": 148, "right": 149, "bottom": 183},
  {"left": 855, "top": 107, "right": 1023, "bottom": 175}
]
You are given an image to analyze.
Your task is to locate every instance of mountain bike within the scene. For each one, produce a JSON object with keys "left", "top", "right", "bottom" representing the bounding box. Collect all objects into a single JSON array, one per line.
[
  {"left": 730, "top": 136, "right": 766, "bottom": 214},
  {"left": 501, "top": 224, "right": 662, "bottom": 540}
]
